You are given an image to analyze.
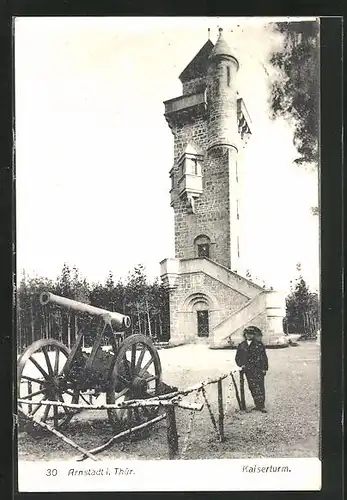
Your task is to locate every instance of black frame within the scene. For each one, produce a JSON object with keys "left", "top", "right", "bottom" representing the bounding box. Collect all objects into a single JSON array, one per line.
[{"left": 0, "top": 10, "right": 343, "bottom": 500}]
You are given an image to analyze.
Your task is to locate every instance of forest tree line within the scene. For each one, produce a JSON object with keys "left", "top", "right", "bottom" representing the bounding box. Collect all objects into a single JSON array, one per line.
[
  {"left": 17, "top": 264, "right": 170, "bottom": 353},
  {"left": 17, "top": 263, "right": 319, "bottom": 354}
]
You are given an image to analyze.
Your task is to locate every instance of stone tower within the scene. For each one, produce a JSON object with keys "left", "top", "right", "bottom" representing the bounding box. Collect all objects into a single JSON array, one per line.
[
  {"left": 165, "top": 29, "right": 250, "bottom": 271},
  {"left": 160, "top": 30, "right": 287, "bottom": 348}
]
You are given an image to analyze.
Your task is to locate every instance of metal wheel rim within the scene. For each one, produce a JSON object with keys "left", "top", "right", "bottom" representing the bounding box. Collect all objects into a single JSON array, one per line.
[
  {"left": 17, "top": 339, "right": 80, "bottom": 429},
  {"left": 106, "top": 334, "right": 162, "bottom": 428}
]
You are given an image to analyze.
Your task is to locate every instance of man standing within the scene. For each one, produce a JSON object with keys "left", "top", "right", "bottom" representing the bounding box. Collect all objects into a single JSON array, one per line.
[{"left": 235, "top": 326, "right": 268, "bottom": 413}]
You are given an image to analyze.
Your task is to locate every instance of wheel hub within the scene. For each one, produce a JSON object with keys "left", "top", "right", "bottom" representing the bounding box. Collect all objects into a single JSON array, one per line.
[
  {"left": 131, "top": 376, "right": 147, "bottom": 396},
  {"left": 44, "top": 378, "right": 58, "bottom": 397},
  {"left": 43, "top": 376, "right": 67, "bottom": 399}
]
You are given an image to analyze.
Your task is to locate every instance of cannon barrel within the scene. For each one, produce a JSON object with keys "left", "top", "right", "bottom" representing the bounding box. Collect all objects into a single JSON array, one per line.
[{"left": 40, "top": 291, "right": 131, "bottom": 329}]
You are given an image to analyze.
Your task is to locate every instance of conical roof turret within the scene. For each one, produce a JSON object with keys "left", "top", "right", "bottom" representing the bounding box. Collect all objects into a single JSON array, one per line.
[{"left": 210, "top": 28, "right": 239, "bottom": 67}]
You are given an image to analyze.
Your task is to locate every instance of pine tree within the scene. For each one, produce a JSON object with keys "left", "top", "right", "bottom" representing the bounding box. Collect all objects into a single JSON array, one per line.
[
  {"left": 285, "top": 265, "right": 319, "bottom": 338},
  {"left": 269, "top": 20, "right": 319, "bottom": 166},
  {"left": 126, "top": 265, "right": 148, "bottom": 336}
]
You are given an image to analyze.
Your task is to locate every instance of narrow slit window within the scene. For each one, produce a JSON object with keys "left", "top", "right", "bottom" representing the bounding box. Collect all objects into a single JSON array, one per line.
[
  {"left": 227, "top": 66, "right": 231, "bottom": 87},
  {"left": 237, "top": 236, "right": 240, "bottom": 258}
]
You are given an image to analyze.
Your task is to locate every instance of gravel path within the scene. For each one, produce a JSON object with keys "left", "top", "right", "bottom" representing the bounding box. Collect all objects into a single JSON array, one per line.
[{"left": 18, "top": 341, "right": 320, "bottom": 461}]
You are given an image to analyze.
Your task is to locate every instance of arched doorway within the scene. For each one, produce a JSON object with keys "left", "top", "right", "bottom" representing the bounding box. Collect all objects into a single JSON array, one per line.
[{"left": 182, "top": 292, "right": 216, "bottom": 338}]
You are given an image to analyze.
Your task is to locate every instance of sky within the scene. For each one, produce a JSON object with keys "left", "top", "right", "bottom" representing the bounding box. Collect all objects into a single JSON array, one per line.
[{"left": 14, "top": 17, "right": 319, "bottom": 293}]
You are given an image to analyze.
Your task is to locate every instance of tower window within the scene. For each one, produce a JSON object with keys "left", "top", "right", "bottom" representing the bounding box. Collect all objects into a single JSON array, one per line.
[
  {"left": 197, "top": 310, "right": 209, "bottom": 337},
  {"left": 237, "top": 236, "right": 240, "bottom": 258},
  {"left": 237, "top": 200, "right": 239, "bottom": 219},
  {"left": 195, "top": 234, "right": 211, "bottom": 259},
  {"left": 227, "top": 66, "right": 231, "bottom": 87},
  {"left": 236, "top": 161, "right": 239, "bottom": 182},
  {"left": 198, "top": 243, "right": 210, "bottom": 258}
]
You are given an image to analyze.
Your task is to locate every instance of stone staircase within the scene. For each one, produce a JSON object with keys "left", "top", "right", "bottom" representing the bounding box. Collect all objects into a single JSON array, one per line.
[
  {"left": 161, "top": 257, "right": 288, "bottom": 348},
  {"left": 201, "top": 260, "right": 288, "bottom": 348},
  {"left": 210, "top": 291, "right": 266, "bottom": 348}
]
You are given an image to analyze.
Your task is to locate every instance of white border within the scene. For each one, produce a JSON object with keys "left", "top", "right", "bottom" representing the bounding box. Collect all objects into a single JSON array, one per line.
[{"left": 18, "top": 458, "right": 321, "bottom": 492}]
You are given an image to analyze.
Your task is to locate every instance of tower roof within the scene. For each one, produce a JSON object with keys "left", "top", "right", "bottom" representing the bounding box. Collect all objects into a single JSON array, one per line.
[
  {"left": 179, "top": 39, "right": 214, "bottom": 83},
  {"left": 210, "top": 28, "right": 238, "bottom": 62}
]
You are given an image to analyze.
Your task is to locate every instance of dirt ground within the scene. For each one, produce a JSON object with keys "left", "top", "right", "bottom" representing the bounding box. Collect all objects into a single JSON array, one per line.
[{"left": 17, "top": 341, "right": 320, "bottom": 461}]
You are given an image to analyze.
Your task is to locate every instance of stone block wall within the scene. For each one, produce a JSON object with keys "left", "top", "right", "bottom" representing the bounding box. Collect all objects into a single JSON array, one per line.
[
  {"left": 182, "top": 76, "right": 206, "bottom": 96},
  {"left": 172, "top": 116, "right": 207, "bottom": 163},
  {"left": 168, "top": 56, "right": 241, "bottom": 271},
  {"left": 168, "top": 271, "right": 249, "bottom": 344},
  {"left": 172, "top": 142, "right": 232, "bottom": 268}
]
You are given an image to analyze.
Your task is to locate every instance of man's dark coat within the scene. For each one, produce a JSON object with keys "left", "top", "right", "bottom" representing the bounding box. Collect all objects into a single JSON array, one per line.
[
  {"left": 235, "top": 339, "right": 268, "bottom": 372},
  {"left": 235, "top": 339, "right": 269, "bottom": 409}
]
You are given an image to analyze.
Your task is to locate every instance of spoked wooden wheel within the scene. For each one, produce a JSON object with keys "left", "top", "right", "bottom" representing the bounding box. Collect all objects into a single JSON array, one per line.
[
  {"left": 106, "top": 335, "right": 162, "bottom": 429},
  {"left": 17, "top": 339, "right": 89, "bottom": 430}
]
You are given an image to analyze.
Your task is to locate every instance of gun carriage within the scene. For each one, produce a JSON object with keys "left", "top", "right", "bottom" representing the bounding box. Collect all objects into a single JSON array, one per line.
[{"left": 17, "top": 292, "right": 162, "bottom": 430}]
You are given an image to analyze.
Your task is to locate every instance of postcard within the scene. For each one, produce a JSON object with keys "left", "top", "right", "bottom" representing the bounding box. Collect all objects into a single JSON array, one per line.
[{"left": 14, "top": 16, "right": 321, "bottom": 492}]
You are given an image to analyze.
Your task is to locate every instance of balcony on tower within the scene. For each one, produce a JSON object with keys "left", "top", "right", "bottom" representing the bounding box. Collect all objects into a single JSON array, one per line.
[
  {"left": 174, "top": 144, "right": 204, "bottom": 213},
  {"left": 164, "top": 91, "right": 207, "bottom": 128},
  {"left": 177, "top": 144, "right": 204, "bottom": 197}
]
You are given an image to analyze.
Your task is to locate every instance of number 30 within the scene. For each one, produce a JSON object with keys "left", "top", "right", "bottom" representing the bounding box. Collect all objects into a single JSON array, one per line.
[{"left": 46, "top": 469, "right": 58, "bottom": 476}]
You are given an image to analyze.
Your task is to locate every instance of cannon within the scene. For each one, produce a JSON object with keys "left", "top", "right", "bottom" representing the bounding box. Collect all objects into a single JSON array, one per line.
[{"left": 17, "top": 292, "right": 163, "bottom": 431}]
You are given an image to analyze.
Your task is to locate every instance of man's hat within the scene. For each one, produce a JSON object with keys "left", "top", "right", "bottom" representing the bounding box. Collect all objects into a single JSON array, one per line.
[{"left": 243, "top": 325, "right": 262, "bottom": 337}]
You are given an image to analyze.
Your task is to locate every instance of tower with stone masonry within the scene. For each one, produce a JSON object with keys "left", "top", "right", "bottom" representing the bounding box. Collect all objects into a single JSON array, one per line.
[
  {"left": 165, "top": 29, "right": 251, "bottom": 270},
  {"left": 160, "top": 29, "right": 287, "bottom": 348}
]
